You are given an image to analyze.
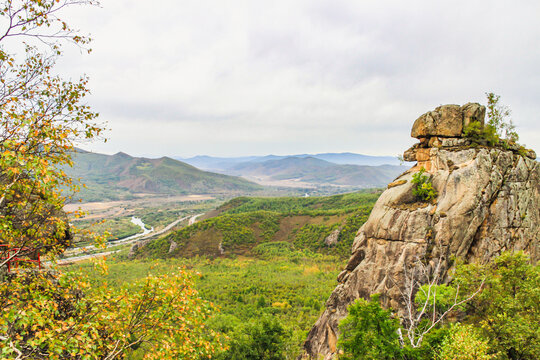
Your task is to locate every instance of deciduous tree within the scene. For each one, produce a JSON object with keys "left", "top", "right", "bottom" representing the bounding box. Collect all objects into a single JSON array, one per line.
[
  {"left": 0, "top": 0, "right": 103, "bottom": 266},
  {"left": 0, "top": 2, "right": 225, "bottom": 358}
]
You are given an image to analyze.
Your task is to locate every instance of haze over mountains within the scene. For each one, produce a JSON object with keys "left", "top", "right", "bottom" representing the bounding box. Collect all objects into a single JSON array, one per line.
[
  {"left": 176, "top": 152, "right": 402, "bottom": 172},
  {"left": 176, "top": 152, "right": 406, "bottom": 188},
  {"left": 227, "top": 157, "right": 406, "bottom": 187},
  {"left": 66, "top": 150, "right": 407, "bottom": 202}
]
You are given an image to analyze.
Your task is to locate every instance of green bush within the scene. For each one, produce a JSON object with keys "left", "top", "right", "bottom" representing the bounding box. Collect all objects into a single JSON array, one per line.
[
  {"left": 437, "top": 324, "right": 495, "bottom": 360},
  {"left": 252, "top": 242, "right": 294, "bottom": 258},
  {"left": 338, "top": 294, "right": 402, "bottom": 360},
  {"left": 454, "top": 252, "right": 540, "bottom": 360},
  {"left": 463, "top": 121, "right": 498, "bottom": 147},
  {"left": 216, "top": 317, "right": 290, "bottom": 360},
  {"left": 464, "top": 93, "right": 520, "bottom": 148},
  {"left": 411, "top": 167, "right": 437, "bottom": 201},
  {"left": 293, "top": 224, "right": 333, "bottom": 251}
]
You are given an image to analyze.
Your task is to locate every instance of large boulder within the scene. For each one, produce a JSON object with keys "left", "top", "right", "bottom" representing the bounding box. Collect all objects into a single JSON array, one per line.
[
  {"left": 301, "top": 104, "right": 539, "bottom": 360},
  {"left": 462, "top": 102, "right": 486, "bottom": 129},
  {"left": 411, "top": 103, "right": 485, "bottom": 139}
]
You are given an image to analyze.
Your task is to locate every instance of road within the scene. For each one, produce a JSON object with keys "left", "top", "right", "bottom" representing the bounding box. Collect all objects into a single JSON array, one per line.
[{"left": 56, "top": 213, "right": 203, "bottom": 265}]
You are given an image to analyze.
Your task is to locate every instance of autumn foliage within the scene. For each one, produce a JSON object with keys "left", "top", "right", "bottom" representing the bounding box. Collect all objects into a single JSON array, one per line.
[
  {"left": 0, "top": 0, "right": 102, "bottom": 265},
  {"left": 0, "top": 269, "right": 224, "bottom": 359},
  {"left": 0, "top": 1, "right": 225, "bottom": 358}
]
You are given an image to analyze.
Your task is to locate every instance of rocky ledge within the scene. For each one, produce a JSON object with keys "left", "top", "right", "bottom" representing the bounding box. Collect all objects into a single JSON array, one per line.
[{"left": 301, "top": 103, "right": 539, "bottom": 359}]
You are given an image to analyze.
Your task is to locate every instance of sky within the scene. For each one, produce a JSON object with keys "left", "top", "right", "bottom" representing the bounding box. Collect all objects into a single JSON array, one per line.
[{"left": 57, "top": 0, "right": 540, "bottom": 158}]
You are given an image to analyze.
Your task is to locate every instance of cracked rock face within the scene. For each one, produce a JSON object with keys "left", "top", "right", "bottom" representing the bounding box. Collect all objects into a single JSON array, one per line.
[{"left": 301, "top": 104, "right": 539, "bottom": 360}]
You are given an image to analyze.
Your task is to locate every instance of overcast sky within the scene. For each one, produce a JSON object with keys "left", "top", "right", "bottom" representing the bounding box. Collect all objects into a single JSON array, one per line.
[{"left": 57, "top": 0, "right": 540, "bottom": 158}]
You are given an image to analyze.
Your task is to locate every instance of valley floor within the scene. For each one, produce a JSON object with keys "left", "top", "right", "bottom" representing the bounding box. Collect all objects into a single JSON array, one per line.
[{"left": 73, "top": 252, "right": 344, "bottom": 358}]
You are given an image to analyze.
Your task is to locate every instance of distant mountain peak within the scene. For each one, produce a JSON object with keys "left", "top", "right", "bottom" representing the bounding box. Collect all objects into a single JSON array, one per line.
[{"left": 113, "top": 151, "right": 132, "bottom": 158}]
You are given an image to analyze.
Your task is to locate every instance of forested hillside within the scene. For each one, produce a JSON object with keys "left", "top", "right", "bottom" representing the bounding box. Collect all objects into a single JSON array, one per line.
[
  {"left": 67, "top": 150, "right": 263, "bottom": 201},
  {"left": 133, "top": 191, "right": 380, "bottom": 259}
]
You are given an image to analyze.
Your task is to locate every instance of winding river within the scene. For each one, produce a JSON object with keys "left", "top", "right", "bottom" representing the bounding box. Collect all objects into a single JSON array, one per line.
[
  {"left": 121, "top": 216, "right": 154, "bottom": 242},
  {"left": 56, "top": 213, "right": 202, "bottom": 264}
]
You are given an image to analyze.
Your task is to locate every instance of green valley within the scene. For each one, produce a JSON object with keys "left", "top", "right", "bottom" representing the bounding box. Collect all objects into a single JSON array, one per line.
[
  {"left": 77, "top": 254, "right": 344, "bottom": 359},
  {"left": 69, "top": 191, "right": 381, "bottom": 359}
]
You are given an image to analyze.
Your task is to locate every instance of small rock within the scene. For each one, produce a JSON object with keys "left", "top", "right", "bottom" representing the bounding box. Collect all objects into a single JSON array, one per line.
[
  {"left": 416, "top": 148, "right": 431, "bottom": 162},
  {"left": 337, "top": 270, "right": 349, "bottom": 283},
  {"left": 128, "top": 243, "right": 139, "bottom": 258},
  {"left": 324, "top": 229, "right": 340, "bottom": 246},
  {"left": 129, "top": 240, "right": 151, "bottom": 258},
  {"left": 403, "top": 146, "right": 417, "bottom": 162},
  {"left": 218, "top": 242, "right": 225, "bottom": 255},
  {"left": 168, "top": 240, "right": 178, "bottom": 253},
  {"left": 345, "top": 250, "right": 365, "bottom": 271},
  {"left": 428, "top": 137, "right": 442, "bottom": 147},
  {"left": 526, "top": 149, "right": 536, "bottom": 160}
]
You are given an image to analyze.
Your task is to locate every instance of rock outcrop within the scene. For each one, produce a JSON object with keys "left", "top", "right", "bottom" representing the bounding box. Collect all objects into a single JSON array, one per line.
[
  {"left": 302, "top": 103, "right": 539, "bottom": 359},
  {"left": 324, "top": 229, "right": 341, "bottom": 246}
]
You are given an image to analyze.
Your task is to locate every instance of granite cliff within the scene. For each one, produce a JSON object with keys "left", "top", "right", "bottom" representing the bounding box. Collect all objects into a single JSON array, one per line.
[{"left": 302, "top": 103, "right": 539, "bottom": 359}]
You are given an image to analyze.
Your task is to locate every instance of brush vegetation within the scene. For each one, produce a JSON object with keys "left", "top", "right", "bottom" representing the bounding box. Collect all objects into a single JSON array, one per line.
[
  {"left": 133, "top": 191, "right": 380, "bottom": 259},
  {"left": 78, "top": 251, "right": 345, "bottom": 359}
]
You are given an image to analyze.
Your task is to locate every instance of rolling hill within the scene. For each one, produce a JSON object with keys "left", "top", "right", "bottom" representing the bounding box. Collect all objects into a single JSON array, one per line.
[
  {"left": 66, "top": 150, "right": 263, "bottom": 202},
  {"left": 132, "top": 191, "right": 381, "bottom": 259},
  {"left": 227, "top": 156, "right": 407, "bottom": 187}
]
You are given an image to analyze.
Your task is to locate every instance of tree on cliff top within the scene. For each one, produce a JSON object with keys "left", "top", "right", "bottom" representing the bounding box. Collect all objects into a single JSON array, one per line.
[
  {"left": 465, "top": 93, "right": 520, "bottom": 147},
  {"left": 485, "top": 92, "right": 518, "bottom": 143}
]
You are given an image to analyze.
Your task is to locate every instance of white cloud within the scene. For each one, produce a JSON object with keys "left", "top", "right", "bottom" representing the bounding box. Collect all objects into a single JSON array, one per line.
[{"left": 58, "top": 0, "right": 540, "bottom": 157}]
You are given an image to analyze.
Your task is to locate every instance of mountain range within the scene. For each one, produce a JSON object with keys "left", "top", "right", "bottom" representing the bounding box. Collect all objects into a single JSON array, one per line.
[
  {"left": 176, "top": 152, "right": 402, "bottom": 171},
  {"left": 226, "top": 156, "right": 406, "bottom": 187},
  {"left": 66, "top": 150, "right": 407, "bottom": 202},
  {"left": 66, "top": 150, "right": 262, "bottom": 202}
]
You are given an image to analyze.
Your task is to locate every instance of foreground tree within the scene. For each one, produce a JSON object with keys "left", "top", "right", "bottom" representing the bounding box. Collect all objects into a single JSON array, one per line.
[
  {"left": 485, "top": 92, "right": 518, "bottom": 142},
  {"left": 397, "top": 252, "right": 484, "bottom": 350},
  {"left": 464, "top": 92, "right": 521, "bottom": 148},
  {"left": 0, "top": 0, "right": 103, "bottom": 267},
  {"left": 437, "top": 324, "right": 494, "bottom": 360},
  {"left": 338, "top": 294, "right": 402, "bottom": 360},
  {"left": 0, "top": 1, "right": 225, "bottom": 358},
  {"left": 217, "top": 317, "right": 289, "bottom": 360},
  {"left": 454, "top": 252, "right": 539, "bottom": 360},
  {"left": 0, "top": 269, "right": 223, "bottom": 359}
]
